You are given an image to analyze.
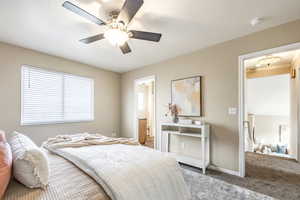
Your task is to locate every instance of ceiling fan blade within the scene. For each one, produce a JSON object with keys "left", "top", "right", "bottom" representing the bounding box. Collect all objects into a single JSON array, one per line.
[
  {"left": 130, "top": 30, "right": 162, "bottom": 42},
  {"left": 120, "top": 42, "right": 132, "bottom": 54},
  {"left": 79, "top": 34, "right": 105, "bottom": 44},
  {"left": 63, "top": 1, "right": 106, "bottom": 26},
  {"left": 117, "top": 0, "right": 144, "bottom": 25}
]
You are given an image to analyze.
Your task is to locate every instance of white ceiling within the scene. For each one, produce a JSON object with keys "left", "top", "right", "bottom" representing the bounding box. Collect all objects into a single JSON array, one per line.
[
  {"left": 1, "top": 0, "right": 300, "bottom": 73},
  {"left": 245, "top": 49, "right": 300, "bottom": 68}
]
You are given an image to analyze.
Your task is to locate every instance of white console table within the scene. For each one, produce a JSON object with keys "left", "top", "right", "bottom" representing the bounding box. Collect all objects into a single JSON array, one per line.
[{"left": 161, "top": 122, "right": 210, "bottom": 174}]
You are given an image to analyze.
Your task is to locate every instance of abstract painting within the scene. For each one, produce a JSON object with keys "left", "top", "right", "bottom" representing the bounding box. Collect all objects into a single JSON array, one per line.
[{"left": 171, "top": 76, "right": 202, "bottom": 117}]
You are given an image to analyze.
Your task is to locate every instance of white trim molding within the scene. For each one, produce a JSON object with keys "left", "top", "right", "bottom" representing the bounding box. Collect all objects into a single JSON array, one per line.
[
  {"left": 238, "top": 42, "right": 300, "bottom": 177},
  {"left": 208, "top": 165, "right": 240, "bottom": 176}
]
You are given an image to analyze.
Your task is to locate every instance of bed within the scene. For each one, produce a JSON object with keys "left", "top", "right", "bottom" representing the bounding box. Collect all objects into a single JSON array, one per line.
[
  {"left": 4, "top": 150, "right": 111, "bottom": 200},
  {"left": 4, "top": 133, "right": 190, "bottom": 200}
]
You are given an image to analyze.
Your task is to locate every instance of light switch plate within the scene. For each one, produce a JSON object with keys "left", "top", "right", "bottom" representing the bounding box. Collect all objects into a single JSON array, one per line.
[{"left": 228, "top": 107, "right": 237, "bottom": 115}]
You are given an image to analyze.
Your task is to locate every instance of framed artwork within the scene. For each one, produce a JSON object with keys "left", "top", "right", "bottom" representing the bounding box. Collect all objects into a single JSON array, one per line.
[{"left": 171, "top": 76, "right": 202, "bottom": 117}]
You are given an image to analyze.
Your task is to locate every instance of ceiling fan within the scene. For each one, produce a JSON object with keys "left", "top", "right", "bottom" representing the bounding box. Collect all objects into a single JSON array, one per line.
[{"left": 62, "top": 0, "right": 162, "bottom": 54}]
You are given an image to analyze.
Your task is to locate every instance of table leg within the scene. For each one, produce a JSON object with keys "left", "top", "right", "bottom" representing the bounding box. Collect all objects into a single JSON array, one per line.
[{"left": 202, "top": 137, "right": 206, "bottom": 174}]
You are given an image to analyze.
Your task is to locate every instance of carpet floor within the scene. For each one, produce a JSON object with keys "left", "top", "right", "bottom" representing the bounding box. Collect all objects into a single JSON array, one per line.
[
  {"left": 182, "top": 152, "right": 300, "bottom": 200},
  {"left": 182, "top": 167, "right": 275, "bottom": 200}
]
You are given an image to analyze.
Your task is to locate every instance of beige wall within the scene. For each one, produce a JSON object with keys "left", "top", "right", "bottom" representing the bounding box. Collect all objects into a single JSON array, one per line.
[
  {"left": 121, "top": 20, "right": 300, "bottom": 172},
  {"left": 0, "top": 42, "right": 121, "bottom": 145}
]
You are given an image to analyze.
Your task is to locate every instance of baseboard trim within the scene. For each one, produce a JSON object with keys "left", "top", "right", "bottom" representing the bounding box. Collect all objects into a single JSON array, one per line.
[{"left": 209, "top": 165, "right": 240, "bottom": 176}]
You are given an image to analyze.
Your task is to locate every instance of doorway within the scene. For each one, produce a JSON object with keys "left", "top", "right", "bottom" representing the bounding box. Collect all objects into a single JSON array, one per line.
[
  {"left": 134, "top": 76, "right": 156, "bottom": 149},
  {"left": 239, "top": 42, "right": 300, "bottom": 177}
]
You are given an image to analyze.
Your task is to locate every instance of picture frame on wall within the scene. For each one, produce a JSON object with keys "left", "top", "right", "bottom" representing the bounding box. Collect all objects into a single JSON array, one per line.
[{"left": 171, "top": 76, "right": 202, "bottom": 117}]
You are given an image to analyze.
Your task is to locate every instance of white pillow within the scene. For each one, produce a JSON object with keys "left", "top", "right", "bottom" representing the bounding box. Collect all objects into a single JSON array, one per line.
[{"left": 9, "top": 132, "right": 49, "bottom": 188}]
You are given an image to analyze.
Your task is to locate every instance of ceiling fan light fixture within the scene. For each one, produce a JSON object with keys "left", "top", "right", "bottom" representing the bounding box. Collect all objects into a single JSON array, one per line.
[
  {"left": 62, "top": 0, "right": 162, "bottom": 54},
  {"left": 104, "top": 28, "right": 129, "bottom": 46}
]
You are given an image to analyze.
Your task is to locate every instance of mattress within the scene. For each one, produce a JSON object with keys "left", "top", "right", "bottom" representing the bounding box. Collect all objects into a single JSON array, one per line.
[{"left": 3, "top": 150, "right": 111, "bottom": 200}]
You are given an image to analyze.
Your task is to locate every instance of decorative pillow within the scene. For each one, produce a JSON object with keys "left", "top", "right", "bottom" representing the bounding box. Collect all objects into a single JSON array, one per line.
[
  {"left": 253, "top": 143, "right": 263, "bottom": 153},
  {"left": 0, "top": 131, "right": 12, "bottom": 199},
  {"left": 9, "top": 132, "right": 49, "bottom": 188},
  {"left": 270, "top": 144, "right": 278, "bottom": 152},
  {"left": 277, "top": 144, "right": 288, "bottom": 154}
]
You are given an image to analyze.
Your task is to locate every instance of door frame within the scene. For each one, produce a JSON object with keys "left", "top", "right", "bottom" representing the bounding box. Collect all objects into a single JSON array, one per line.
[
  {"left": 133, "top": 75, "right": 157, "bottom": 149},
  {"left": 238, "top": 42, "right": 300, "bottom": 177}
]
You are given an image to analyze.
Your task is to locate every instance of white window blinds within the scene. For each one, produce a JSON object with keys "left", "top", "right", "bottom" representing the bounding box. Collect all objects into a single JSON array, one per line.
[{"left": 21, "top": 66, "right": 94, "bottom": 125}]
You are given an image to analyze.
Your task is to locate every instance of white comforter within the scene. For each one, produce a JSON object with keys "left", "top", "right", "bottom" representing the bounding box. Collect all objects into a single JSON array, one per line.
[{"left": 45, "top": 139, "right": 191, "bottom": 200}]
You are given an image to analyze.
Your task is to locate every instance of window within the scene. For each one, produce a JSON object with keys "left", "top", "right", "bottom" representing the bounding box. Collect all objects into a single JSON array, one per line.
[{"left": 21, "top": 66, "right": 94, "bottom": 125}]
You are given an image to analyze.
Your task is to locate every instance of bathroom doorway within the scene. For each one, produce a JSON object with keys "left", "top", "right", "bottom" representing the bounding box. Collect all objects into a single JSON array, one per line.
[{"left": 134, "top": 76, "right": 156, "bottom": 149}]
